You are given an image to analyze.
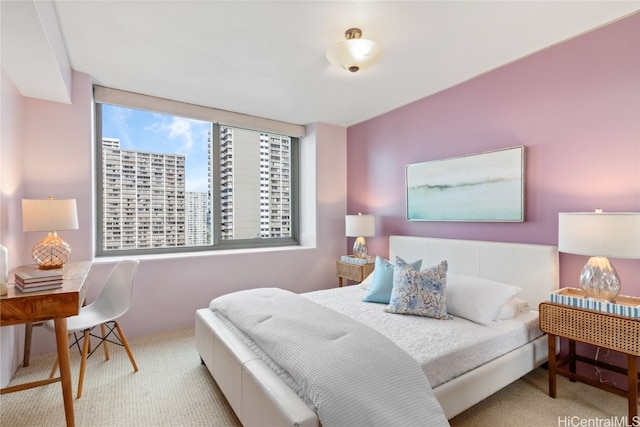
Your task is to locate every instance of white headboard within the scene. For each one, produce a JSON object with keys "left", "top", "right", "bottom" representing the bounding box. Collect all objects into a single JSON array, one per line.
[{"left": 389, "top": 236, "right": 559, "bottom": 308}]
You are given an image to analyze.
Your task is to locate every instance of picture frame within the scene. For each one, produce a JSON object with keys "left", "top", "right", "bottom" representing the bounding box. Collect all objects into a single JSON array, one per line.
[{"left": 406, "top": 145, "right": 525, "bottom": 222}]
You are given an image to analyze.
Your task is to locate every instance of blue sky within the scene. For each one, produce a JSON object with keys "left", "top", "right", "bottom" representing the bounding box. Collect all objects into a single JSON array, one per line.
[{"left": 101, "top": 104, "right": 211, "bottom": 192}]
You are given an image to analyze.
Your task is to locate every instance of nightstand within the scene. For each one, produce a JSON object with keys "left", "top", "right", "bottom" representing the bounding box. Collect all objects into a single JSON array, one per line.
[
  {"left": 539, "top": 302, "right": 640, "bottom": 420},
  {"left": 335, "top": 261, "right": 374, "bottom": 287}
]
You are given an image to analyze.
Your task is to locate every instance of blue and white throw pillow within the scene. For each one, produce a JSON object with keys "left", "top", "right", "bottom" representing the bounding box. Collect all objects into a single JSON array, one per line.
[
  {"left": 385, "top": 257, "right": 451, "bottom": 320},
  {"left": 362, "top": 256, "right": 422, "bottom": 304}
]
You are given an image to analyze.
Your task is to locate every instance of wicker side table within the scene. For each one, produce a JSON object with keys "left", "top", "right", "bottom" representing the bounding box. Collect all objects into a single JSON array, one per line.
[
  {"left": 336, "top": 261, "right": 374, "bottom": 287},
  {"left": 539, "top": 302, "right": 640, "bottom": 420}
]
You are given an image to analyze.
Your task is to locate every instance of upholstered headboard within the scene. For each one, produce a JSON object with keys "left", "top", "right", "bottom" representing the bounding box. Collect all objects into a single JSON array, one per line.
[{"left": 389, "top": 236, "right": 559, "bottom": 308}]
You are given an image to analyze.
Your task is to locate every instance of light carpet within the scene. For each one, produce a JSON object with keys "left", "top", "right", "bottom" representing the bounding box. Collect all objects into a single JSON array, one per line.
[{"left": 0, "top": 326, "right": 634, "bottom": 426}]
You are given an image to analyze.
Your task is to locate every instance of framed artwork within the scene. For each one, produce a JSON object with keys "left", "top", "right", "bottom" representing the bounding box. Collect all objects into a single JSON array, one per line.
[{"left": 406, "top": 145, "right": 525, "bottom": 222}]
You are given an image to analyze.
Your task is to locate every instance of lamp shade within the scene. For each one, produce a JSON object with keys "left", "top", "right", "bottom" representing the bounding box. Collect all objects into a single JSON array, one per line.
[
  {"left": 345, "top": 214, "right": 375, "bottom": 237},
  {"left": 326, "top": 28, "right": 382, "bottom": 73},
  {"left": 558, "top": 212, "right": 640, "bottom": 259},
  {"left": 22, "top": 198, "right": 79, "bottom": 232}
]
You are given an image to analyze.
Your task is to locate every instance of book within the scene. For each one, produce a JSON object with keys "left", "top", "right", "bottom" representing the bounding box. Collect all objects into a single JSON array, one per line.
[
  {"left": 15, "top": 278, "right": 63, "bottom": 288},
  {"left": 340, "top": 255, "right": 375, "bottom": 265},
  {"left": 15, "top": 269, "right": 63, "bottom": 284},
  {"left": 15, "top": 282, "right": 63, "bottom": 293}
]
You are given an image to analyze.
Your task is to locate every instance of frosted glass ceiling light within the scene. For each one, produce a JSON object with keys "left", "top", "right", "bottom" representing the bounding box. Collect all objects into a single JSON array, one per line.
[{"left": 326, "top": 28, "right": 382, "bottom": 73}]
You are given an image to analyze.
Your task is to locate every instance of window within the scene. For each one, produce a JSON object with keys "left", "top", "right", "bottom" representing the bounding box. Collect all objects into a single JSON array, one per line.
[{"left": 94, "top": 87, "right": 302, "bottom": 256}]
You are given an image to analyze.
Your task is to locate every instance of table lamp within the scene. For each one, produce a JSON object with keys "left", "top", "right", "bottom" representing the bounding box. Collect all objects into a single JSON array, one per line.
[
  {"left": 558, "top": 211, "right": 640, "bottom": 302},
  {"left": 22, "top": 197, "right": 79, "bottom": 270},
  {"left": 345, "top": 213, "right": 375, "bottom": 258}
]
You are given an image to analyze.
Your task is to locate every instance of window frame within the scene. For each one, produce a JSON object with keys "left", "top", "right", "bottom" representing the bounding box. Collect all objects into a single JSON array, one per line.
[{"left": 94, "top": 95, "right": 300, "bottom": 258}]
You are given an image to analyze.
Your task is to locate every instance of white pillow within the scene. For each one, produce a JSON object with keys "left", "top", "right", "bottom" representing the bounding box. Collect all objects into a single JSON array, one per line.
[
  {"left": 359, "top": 271, "right": 375, "bottom": 290},
  {"left": 494, "top": 297, "right": 528, "bottom": 321},
  {"left": 446, "top": 274, "right": 521, "bottom": 325}
]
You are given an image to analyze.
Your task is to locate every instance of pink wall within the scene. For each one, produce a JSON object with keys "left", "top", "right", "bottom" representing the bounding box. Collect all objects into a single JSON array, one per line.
[
  {"left": 2, "top": 72, "right": 348, "bottom": 361},
  {"left": 347, "top": 13, "right": 640, "bottom": 296},
  {"left": 1, "top": 71, "right": 28, "bottom": 387}
]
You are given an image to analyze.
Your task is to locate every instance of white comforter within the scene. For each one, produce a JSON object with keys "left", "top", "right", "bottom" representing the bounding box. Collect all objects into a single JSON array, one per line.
[
  {"left": 210, "top": 287, "right": 449, "bottom": 427},
  {"left": 304, "top": 285, "right": 543, "bottom": 388}
]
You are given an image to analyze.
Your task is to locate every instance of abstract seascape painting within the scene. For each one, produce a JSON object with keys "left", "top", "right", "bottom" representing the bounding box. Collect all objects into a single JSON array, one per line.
[{"left": 406, "top": 146, "right": 525, "bottom": 222}]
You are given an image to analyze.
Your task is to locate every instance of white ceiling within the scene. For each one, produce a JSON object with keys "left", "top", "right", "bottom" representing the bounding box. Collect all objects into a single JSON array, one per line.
[{"left": 2, "top": 1, "right": 638, "bottom": 128}]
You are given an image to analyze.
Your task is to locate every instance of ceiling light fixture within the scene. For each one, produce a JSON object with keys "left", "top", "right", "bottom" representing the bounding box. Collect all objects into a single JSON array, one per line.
[{"left": 326, "top": 28, "right": 382, "bottom": 73}]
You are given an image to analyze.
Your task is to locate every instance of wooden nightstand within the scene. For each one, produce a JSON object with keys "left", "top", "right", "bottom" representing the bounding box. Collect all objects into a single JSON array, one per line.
[
  {"left": 335, "top": 260, "right": 374, "bottom": 287},
  {"left": 539, "top": 302, "right": 640, "bottom": 420}
]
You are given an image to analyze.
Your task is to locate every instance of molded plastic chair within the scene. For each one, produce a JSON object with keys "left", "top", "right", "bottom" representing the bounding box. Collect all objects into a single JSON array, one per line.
[{"left": 46, "top": 259, "right": 140, "bottom": 398}]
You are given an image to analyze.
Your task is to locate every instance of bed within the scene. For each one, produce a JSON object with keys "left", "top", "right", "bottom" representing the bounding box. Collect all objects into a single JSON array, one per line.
[{"left": 195, "top": 236, "right": 559, "bottom": 426}]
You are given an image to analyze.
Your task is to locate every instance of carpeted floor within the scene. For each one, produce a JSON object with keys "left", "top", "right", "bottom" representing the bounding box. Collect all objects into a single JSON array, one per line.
[{"left": 0, "top": 326, "right": 634, "bottom": 426}]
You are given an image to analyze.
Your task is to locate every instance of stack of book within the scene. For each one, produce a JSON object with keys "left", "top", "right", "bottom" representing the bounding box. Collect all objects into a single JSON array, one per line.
[{"left": 15, "top": 269, "right": 63, "bottom": 293}]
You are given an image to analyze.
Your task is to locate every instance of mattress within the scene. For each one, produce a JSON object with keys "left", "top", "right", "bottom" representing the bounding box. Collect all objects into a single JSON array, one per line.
[
  {"left": 303, "top": 285, "right": 543, "bottom": 388},
  {"left": 210, "top": 288, "right": 449, "bottom": 426}
]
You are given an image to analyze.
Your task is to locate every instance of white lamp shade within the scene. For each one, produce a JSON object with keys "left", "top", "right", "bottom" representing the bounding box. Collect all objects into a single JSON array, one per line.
[
  {"left": 22, "top": 199, "right": 79, "bottom": 232},
  {"left": 345, "top": 214, "right": 375, "bottom": 237},
  {"left": 558, "top": 212, "right": 640, "bottom": 259}
]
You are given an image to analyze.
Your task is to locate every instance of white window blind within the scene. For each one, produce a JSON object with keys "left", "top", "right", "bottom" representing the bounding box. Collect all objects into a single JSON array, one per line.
[{"left": 93, "top": 86, "right": 306, "bottom": 138}]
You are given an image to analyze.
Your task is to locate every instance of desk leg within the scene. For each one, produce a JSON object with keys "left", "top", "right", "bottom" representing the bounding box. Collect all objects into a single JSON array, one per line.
[
  {"left": 628, "top": 355, "right": 638, "bottom": 420},
  {"left": 548, "top": 334, "right": 557, "bottom": 398},
  {"left": 53, "top": 318, "right": 75, "bottom": 427},
  {"left": 23, "top": 322, "right": 33, "bottom": 367}
]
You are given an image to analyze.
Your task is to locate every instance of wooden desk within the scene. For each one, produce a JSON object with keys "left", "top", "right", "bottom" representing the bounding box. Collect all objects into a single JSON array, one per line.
[
  {"left": 1, "top": 261, "right": 91, "bottom": 427},
  {"left": 539, "top": 302, "right": 640, "bottom": 420}
]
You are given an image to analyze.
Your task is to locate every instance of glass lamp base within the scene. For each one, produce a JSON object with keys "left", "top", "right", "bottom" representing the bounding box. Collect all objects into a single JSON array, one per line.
[
  {"left": 353, "top": 237, "right": 368, "bottom": 258},
  {"left": 32, "top": 232, "right": 71, "bottom": 270},
  {"left": 579, "top": 256, "right": 620, "bottom": 302}
]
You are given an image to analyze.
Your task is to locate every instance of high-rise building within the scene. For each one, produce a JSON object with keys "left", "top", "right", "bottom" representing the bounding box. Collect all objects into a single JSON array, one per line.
[
  {"left": 102, "top": 128, "right": 290, "bottom": 250},
  {"left": 219, "top": 127, "right": 291, "bottom": 240},
  {"left": 101, "top": 138, "right": 187, "bottom": 250},
  {"left": 185, "top": 191, "right": 209, "bottom": 245},
  {"left": 261, "top": 133, "right": 291, "bottom": 238}
]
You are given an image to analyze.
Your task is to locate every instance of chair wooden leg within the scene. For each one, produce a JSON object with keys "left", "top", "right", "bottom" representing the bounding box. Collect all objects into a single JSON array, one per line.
[
  {"left": 114, "top": 322, "right": 138, "bottom": 372},
  {"left": 77, "top": 329, "right": 91, "bottom": 399},
  {"left": 100, "top": 323, "right": 110, "bottom": 361},
  {"left": 49, "top": 333, "right": 72, "bottom": 378},
  {"left": 49, "top": 357, "right": 59, "bottom": 378}
]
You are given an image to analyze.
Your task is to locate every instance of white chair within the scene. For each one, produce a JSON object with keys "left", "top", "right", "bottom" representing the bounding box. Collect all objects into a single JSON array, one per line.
[{"left": 46, "top": 259, "right": 140, "bottom": 398}]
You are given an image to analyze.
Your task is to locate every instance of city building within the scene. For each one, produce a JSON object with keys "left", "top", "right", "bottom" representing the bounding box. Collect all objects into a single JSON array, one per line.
[
  {"left": 219, "top": 127, "right": 291, "bottom": 240},
  {"left": 102, "top": 129, "right": 291, "bottom": 249},
  {"left": 101, "top": 138, "right": 187, "bottom": 250},
  {"left": 185, "top": 191, "right": 209, "bottom": 245}
]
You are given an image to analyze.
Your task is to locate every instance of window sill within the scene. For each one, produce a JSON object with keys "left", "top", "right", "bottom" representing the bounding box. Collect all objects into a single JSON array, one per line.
[{"left": 91, "top": 244, "right": 315, "bottom": 264}]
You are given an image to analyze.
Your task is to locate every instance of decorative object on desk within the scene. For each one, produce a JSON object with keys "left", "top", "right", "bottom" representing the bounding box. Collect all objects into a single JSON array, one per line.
[
  {"left": 345, "top": 213, "right": 375, "bottom": 258},
  {"left": 22, "top": 197, "right": 79, "bottom": 270},
  {"left": 325, "top": 27, "right": 382, "bottom": 73},
  {"left": 558, "top": 210, "right": 640, "bottom": 302},
  {"left": 15, "top": 267, "right": 62, "bottom": 283},
  {"left": 15, "top": 268, "right": 63, "bottom": 293},
  {"left": 15, "top": 281, "right": 63, "bottom": 292},
  {"left": 0, "top": 245, "right": 8, "bottom": 296},
  {"left": 406, "top": 146, "right": 525, "bottom": 222}
]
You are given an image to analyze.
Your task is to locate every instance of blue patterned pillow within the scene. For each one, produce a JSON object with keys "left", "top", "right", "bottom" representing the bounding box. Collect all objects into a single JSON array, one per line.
[
  {"left": 362, "top": 256, "right": 422, "bottom": 304},
  {"left": 385, "top": 257, "right": 452, "bottom": 320}
]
